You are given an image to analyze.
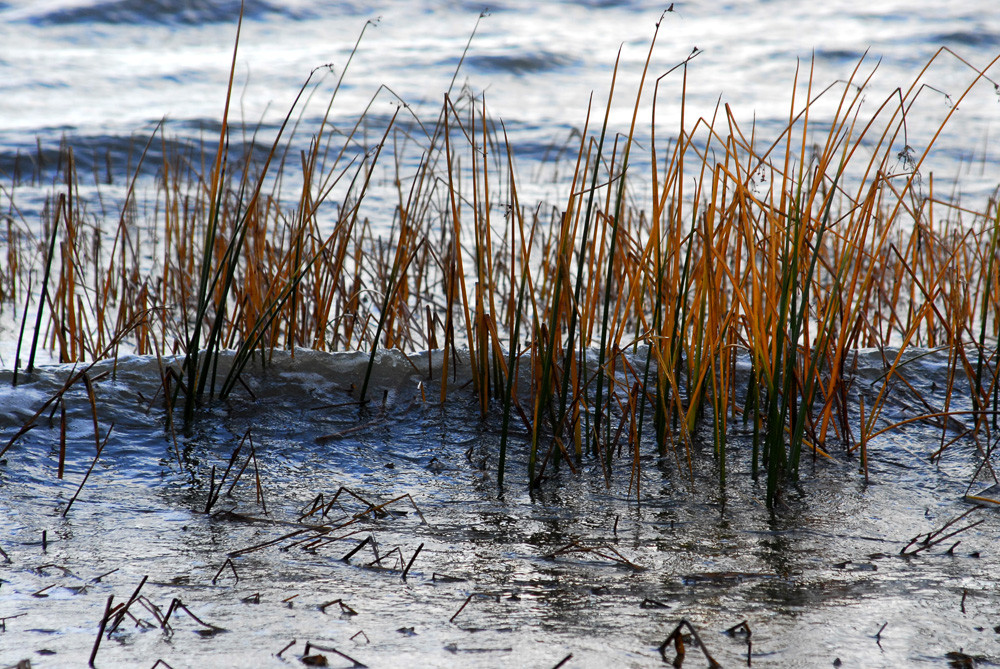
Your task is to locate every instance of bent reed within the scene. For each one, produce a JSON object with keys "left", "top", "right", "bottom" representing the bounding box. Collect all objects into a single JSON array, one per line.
[{"left": 3, "top": 13, "right": 1000, "bottom": 505}]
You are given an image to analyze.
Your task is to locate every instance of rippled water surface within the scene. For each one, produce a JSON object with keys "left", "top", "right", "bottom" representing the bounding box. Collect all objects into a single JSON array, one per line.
[
  {"left": 0, "top": 350, "right": 999, "bottom": 667},
  {"left": 2, "top": 0, "right": 1000, "bottom": 211},
  {"left": 3, "top": 1, "right": 1000, "bottom": 667}
]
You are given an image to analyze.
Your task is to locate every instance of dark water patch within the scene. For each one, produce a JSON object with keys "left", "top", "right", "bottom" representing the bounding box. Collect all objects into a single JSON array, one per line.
[
  {"left": 0, "top": 133, "right": 204, "bottom": 187},
  {"left": 815, "top": 48, "right": 868, "bottom": 64},
  {"left": 934, "top": 30, "right": 1000, "bottom": 48},
  {"left": 29, "top": 0, "right": 313, "bottom": 27},
  {"left": 0, "top": 121, "right": 351, "bottom": 188},
  {"left": 465, "top": 51, "right": 579, "bottom": 76},
  {"left": 559, "top": 0, "right": 650, "bottom": 9}
]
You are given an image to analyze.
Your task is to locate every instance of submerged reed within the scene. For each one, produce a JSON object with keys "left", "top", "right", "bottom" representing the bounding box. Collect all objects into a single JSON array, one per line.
[{"left": 3, "top": 10, "right": 1000, "bottom": 505}]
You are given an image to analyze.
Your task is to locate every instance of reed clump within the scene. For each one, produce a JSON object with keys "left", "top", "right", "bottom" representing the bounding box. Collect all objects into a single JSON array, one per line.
[{"left": 3, "top": 13, "right": 1000, "bottom": 505}]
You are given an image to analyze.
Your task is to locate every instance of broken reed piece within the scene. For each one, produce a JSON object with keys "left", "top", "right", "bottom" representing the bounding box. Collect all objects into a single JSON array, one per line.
[
  {"left": 639, "top": 598, "right": 670, "bottom": 609},
  {"left": 204, "top": 465, "right": 218, "bottom": 514},
  {"left": 901, "top": 506, "right": 985, "bottom": 556},
  {"left": 63, "top": 422, "right": 115, "bottom": 517},
  {"left": 88, "top": 595, "right": 114, "bottom": 667},
  {"left": 0, "top": 613, "right": 27, "bottom": 632},
  {"left": 298, "top": 526, "right": 368, "bottom": 552},
  {"left": 341, "top": 536, "right": 372, "bottom": 562},
  {"left": 543, "top": 538, "right": 644, "bottom": 570},
  {"left": 136, "top": 596, "right": 167, "bottom": 628},
  {"left": 302, "top": 641, "right": 368, "bottom": 668},
  {"left": 658, "top": 619, "right": 721, "bottom": 669},
  {"left": 318, "top": 599, "right": 358, "bottom": 616},
  {"left": 724, "top": 620, "right": 752, "bottom": 636},
  {"left": 449, "top": 594, "right": 474, "bottom": 623},
  {"left": 31, "top": 584, "right": 57, "bottom": 598},
  {"left": 58, "top": 401, "right": 67, "bottom": 478},
  {"left": 224, "top": 430, "right": 253, "bottom": 495},
  {"left": 107, "top": 575, "right": 148, "bottom": 634},
  {"left": 367, "top": 546, "right": 405, "bottom": 570},
  {"left": 34, "top": 564, "right": 74, "bottom": 577},
  {"left": 299, "top": 493, "right": 327, "bottom": 521},
  {"left": 275, "top": 639, "right": 297, "bottom": 659},
  {"left": 213, "top": 431, "right": 269, "bottom": 513},
  {"left": 204, "top": 436, "right": 249, "bottom": 514},
  {"left": 552, "top": 653, "right": 574, "bottom": 669},
  {"left": 161, "top": 598, "right": 224, "bottom": 635},
  {"left": 402, "top": 543, "right": 423, "bottom": 580},
  {"left": 724, "top": 619, "right": 754, "bottom": 666},
  {"left": 446, "top": 592, "right": 499, "bottom": 624},
  {"left": 350, "top": 630, "right": 370, "bottom": 643},
  {"left": 251, "top": 443, "right": 268, "bottom": 513},
  {"left": 211, "top": 558, "right": 239, "bottom": 585}
]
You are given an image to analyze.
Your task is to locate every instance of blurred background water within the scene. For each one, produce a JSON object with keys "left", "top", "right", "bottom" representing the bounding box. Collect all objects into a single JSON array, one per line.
[{"left": 2, "top": 0, "right": 999, "bottom": 215}]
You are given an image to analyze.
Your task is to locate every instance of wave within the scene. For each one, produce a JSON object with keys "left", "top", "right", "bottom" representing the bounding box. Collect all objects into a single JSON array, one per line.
[{"left": 29, "top": 0, "right": 313, "bottom": 26}]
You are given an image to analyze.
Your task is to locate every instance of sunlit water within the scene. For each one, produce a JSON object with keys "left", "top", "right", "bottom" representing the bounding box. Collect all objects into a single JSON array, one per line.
[
  {"left": 1, "top": 350, "right": 998, "bottom": 667},
  {"left": 2, "top": 0, "right": 1000, "bottom": 210},
  {"left": 2, "top": 1, "right": 1000, "bottom": 667}
]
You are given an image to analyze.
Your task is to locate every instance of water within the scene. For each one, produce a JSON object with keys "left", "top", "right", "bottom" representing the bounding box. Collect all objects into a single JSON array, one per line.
[
  {"left": 2, "top": 1, "right": 1000, "bottom": 666},
  {"left": 2, "top": 1, "right": 1000, "bottom": 211},
  {"left": 0, "top": 350, "right": 998, "bottom": 667}
]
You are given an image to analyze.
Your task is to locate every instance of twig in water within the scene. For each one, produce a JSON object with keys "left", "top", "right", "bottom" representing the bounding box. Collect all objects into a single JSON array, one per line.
[
  {"left": 552, "top": 653, "right": 574, "bottom": 669},
  {"left": 212, "top": 558, "right": 239, "bottom": 585},
  {"left": 162, "top": 598, "right": 224, "bottom": 635},
  {"left": 402, "top": 542, "right": 423, "bottom": 580},
  {"left": 367, "top": 546, "right": 405, "bottom": 570},
  {"left": 63, "top": 422, "right": 115, "bottom": 517},
  {"left": 32, "top": 584, "right": 56, "bottom": 597},
  {"left": 724, "top": 620, "right": 752, "bottom": 636},
  {"left": 639, "top": 598, "right": 670, "bottom": 609},
  {"left": 724, "top": 620, "right": 753, "bottom": 667},
  {"left": 275, "top": 639, "right": 296, "bottom": 658},
  {"left": 318, "top": 599, "right": 358, "bottom": 616},
  {"left": 303, "top": 641, "right": 367, "bottom": 668},
  {"left": 450, "top": 594, "right": 474, "bottom": 623},
  {"left": 341, "top": 536, "right": 372, "bottom": 562},
  {"left": 108, "top": 575, "right": 148, "bottom": 634},
  {"left": 658, "top": 619, "right": 721, "bottom": 668},
  {"left": 901, "top": 506, "right": 985, "bottom": 556},
  {"left": 544, "top": 538, "right": 644, "bottom": 570},
  {"left": 89, "top": 595, "right": 114, "bottom": 667}
]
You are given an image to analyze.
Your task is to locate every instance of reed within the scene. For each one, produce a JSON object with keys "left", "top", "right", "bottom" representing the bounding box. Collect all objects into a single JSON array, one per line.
[{"left": 3, "top": 11, "right": 1000, "bottom": 505}]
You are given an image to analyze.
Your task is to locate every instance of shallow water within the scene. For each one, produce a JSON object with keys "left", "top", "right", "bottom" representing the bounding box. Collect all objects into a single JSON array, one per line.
[{"left": 0, "top": 350, "right": 998, "bottom": 667}]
